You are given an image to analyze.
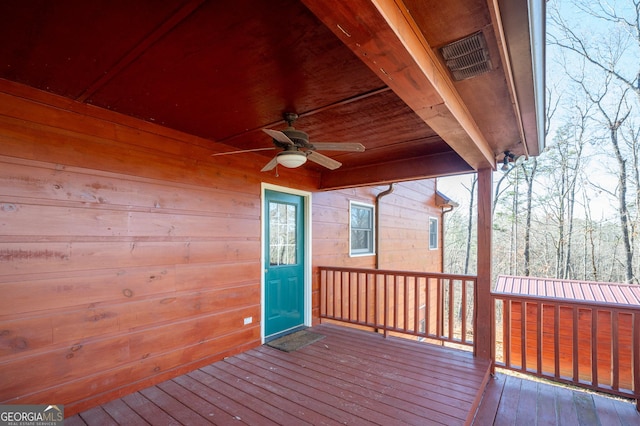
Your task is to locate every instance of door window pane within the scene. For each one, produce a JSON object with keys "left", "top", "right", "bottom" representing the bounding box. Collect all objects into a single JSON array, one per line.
[{"left": 269, "top": 202, "right": 297, "bottom": 265}]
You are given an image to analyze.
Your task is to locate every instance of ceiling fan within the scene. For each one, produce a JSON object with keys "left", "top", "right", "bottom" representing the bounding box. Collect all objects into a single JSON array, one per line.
[{"left": 212, "top": 112, "right": 365, "bottom": 172}]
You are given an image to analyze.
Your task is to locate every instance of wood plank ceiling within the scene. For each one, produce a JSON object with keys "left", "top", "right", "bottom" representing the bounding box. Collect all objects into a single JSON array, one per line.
[{"left": 0, "top": 0, "right": 542, "bottom": 189}]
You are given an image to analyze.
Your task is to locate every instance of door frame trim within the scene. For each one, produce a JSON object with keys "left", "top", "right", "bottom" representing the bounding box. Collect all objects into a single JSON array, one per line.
[{"left": 260, "top": 183, "right": 312, "bottom": 343}]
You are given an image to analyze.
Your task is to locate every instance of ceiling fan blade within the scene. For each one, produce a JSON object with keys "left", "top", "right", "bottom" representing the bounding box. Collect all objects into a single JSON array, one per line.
[
  {"left": 211, "top": 147, "right": 275, "bottom": 156},
  {"left": 307, "top": 151, "right": 342, "bottom": 170},
  {"left": 260, "top": 156, "right": 279, "bottom": 172},
  {"left": 310, "top": 142, "right": 365, "bottom": 152},
  {"left": 263, "top": 129, "right": 294, "bottom": 146}
]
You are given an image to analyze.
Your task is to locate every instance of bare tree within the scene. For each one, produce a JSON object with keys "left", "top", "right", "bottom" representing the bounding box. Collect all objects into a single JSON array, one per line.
[
  {"left": 520, "top": 87, "right": 561, "bottom": 276},
  {"left": 550, "top": 0, "right": 639, "bottom": 283},
  {"left": 464, "top": 175, "right": 477, "bottom": 275},
  {"left": 549, "top": 0, "right": 640, "bottom": 100},
  {"left": 520, "top": 158, "right": 537, "bottom": 276},
  {"left": 582, "top": 77, "right": 634, "bottom": 282},
  {"left": 620, "top": 122, "right": 640, "bottom": 278}
]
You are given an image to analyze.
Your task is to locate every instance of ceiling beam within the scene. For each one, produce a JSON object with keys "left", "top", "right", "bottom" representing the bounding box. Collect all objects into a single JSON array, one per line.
[
  {"left": 318, "top": 151, "right": 473, "bottom": 190},
  {"left": 302, "top": 0, "right": 497, "bottom": 170}
]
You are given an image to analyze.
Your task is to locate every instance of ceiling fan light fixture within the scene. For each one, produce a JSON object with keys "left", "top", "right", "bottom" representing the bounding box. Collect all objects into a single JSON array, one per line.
[{"left": 276, "top": 151, "right": 307, "bottom": 168}]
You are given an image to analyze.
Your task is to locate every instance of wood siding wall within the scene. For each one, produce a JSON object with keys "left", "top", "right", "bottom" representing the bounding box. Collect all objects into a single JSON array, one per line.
[
  {"left": 312, "top": 181, "right": 442, "bottom": 271},
  {"left": 311, "top": 184, "right": 443, "bottom": 320},
  {"left": 0, "top": 81, "right": 443, "bottom": 415}
]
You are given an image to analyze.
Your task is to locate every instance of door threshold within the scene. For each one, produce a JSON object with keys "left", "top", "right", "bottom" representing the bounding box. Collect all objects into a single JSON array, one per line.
[{"left": 264, "top": 325, "right": 307, "bottom": 343}]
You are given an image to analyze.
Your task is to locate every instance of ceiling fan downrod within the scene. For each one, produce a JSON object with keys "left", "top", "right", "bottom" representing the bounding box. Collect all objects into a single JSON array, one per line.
[{"left": 283, "top": 112, "right": 299, "bottom": 127}]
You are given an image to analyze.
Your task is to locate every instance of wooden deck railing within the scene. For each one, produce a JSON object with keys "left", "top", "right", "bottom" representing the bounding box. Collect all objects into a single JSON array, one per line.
[
  {"left": 492, "top": 293, "right": 640, "bottom": 405},
  {"left": 320, "top": 266, "right": 639, "bottom": 407},
  {"left": 319, "top": 266, "right": 476, "bottom": 347}
]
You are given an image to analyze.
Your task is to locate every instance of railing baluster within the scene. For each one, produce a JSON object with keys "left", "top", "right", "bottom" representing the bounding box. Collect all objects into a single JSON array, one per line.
[
  {"left": 462, "top": 280, "right": 467, "bottom": 344},
  {"left": 365, "top": 273, "right": 370, "bottom": 326},
  {"left": 320, "top": 269, "right": 325, "bottom": 319},
  {"left": 521, "top": 301, "right": 527, "bottom": 372},
  {"left": 437, "top": 278, "right": 443, "bottom": 339},
  {"left": 394, "top": 275, "right": 399, "bottom": 331},
  {"left": 414, "top": 276, "right": 419, "bottom": 335},
  {"left": 554, "top": 304, "right": 560, "bottom": 379},
  {"left": 504, "top": 299, "right": 511, "bottom": 368},
  {"left": 634, "top": 312, "right": 640, "bottom": 410},
  {"left": 572, "top": 306, "right": 579, "bottom": 383},
  {"left": 612, "top": 310, "right": 619, "bottom": 391},
  {"left": 384, "top": 274, "right": 389, "bottom": 338},
  {"left": 425, "top": 278, "right": 431, "bottom": 338},
  {"left": 592, "top": 308, "right": 598, "bottom": 388},
  {"left": 448, "top": 279, "right": 454, "bottom": 341},
  {"left": 537, "top": 302, "right": 542, "bottom": 375},
  {"left": 404, "top": 276, "right": 410, "bottom": 333},
  {"left": 347, "top": 272, "right": 352, "bottom": 322},
  {"left": 374, "top": 273, "right": 379, "bottom": 329}
]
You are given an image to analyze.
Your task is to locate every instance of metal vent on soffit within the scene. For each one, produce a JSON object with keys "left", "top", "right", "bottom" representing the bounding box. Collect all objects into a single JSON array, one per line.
[{"left": 439, "top": 31, "right": 492, "bottom": 81}]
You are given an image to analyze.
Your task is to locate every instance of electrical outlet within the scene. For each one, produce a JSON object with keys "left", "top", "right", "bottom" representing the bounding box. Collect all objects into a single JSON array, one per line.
[{"left": 243, "top": 316, "right": 252, "bottom": 325}]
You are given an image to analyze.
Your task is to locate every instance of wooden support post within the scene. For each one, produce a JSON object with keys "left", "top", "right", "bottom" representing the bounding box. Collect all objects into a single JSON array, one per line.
[{"left": 475, "top": 168, "right": 493, "bottom": 360}]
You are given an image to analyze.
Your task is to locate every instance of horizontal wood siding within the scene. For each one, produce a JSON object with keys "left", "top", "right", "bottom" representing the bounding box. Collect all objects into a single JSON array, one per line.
[
  {"left": 0, "top": 81, "right": 318, "bottom": 415},
  {"left": 0, "top": 81, "right": 445, "bottom": 415},
  {"left": 378, "top": 181, "right": 442, "bottom": 271}
]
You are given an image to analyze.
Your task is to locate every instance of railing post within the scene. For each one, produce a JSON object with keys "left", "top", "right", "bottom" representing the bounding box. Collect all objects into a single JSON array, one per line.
[
  {"left": 475, "top": 168, "right": 492, "bottom": 360},
  {"left": 634, "top": 311, "right": 640, "bottom": 411}
]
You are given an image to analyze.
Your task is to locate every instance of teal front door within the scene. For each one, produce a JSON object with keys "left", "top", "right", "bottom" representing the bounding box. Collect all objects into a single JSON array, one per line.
[{"left": 264, "top": 190, "right": 305, "bottom": 338}]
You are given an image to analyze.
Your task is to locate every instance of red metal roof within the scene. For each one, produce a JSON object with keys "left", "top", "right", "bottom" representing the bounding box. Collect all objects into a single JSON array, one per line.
[{"left": 494, "top": 275, "right": 640, "bottom": 307}]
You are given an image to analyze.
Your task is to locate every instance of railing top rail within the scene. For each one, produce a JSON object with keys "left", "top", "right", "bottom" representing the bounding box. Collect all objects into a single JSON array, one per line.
[
  {"left": 491, "top": 291, "right": 640, "bottom": 313},
  {"left": 318, "top": 266, "right": 478, "bottom": 282},
  {"left": 318, "top": 266, "right": 477, "bottom": 282}
]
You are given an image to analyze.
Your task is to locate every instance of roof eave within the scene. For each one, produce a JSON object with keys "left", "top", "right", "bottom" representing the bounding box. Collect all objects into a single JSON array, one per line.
[{"left": 491, "top": 0, "right": 546, "bottom": 157}]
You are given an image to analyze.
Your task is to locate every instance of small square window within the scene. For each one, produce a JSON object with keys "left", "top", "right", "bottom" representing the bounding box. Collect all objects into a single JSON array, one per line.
[
  {"left": 350, "top": 202, "right": 375, "bottom": 256},
  {"left": 429, "top": 217, "right": 438, "bottom": 250}
]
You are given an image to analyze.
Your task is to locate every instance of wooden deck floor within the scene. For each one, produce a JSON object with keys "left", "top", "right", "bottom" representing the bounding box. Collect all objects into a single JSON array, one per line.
[
  {"left": 64, "top": 323, "right": 640, "bottom": 425},
  {"left": 474, "top": 371, "right": 640, "bottom": 426},
  {"left": 65, "top": 323, "right": 491, "bottom": 425}
]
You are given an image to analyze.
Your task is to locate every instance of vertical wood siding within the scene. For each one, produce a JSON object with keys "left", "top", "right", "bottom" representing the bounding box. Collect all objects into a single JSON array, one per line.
[{"left": 0, "top": 81, "right": 444, "bottom": 415}]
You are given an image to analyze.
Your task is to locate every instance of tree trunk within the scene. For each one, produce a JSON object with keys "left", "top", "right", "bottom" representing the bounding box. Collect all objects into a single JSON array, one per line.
[
  {"left": 610, "top": 126, "right": 634, "bottom": 283},
  {"left": 522, "top": 158, "right": 537, "bottom": 276},
  {"left": 464, "top": 176, "right": 477, "bottom": 275}
]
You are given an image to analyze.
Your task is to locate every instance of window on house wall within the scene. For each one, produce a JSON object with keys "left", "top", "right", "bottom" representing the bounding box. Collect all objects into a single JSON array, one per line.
[
  {"left": 350, "top": 202, "right": 375, "bottom": 256},
  {"left": 429, "top": 217, "right": 438, "bottom": 250}
]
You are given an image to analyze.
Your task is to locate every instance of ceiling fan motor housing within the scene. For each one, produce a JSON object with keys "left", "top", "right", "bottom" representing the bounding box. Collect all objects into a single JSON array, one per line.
[{"left": 281, "top": 128, "right": 310, "bottom": 147}]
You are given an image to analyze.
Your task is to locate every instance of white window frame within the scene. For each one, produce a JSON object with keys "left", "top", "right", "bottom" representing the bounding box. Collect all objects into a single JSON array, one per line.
[
  {"left": 349, "top": 201, "right": 375, "bottom": 256},
  {"left": 429, "top": 217, "right": 439, "bottom": 250}
]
